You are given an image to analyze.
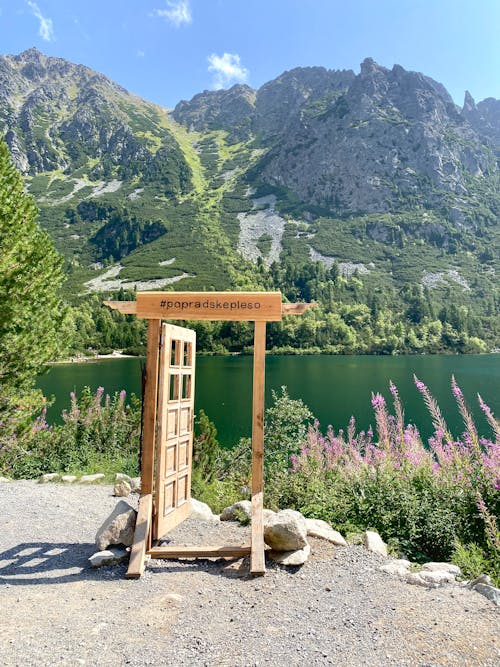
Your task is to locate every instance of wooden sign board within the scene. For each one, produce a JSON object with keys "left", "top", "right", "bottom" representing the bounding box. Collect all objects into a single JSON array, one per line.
[{"left": 136, "top": 291, "right": 283, "bottom": 322}]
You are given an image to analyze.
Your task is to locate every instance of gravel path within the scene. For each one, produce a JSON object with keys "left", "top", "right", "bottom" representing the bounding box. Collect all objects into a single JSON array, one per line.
[{"left": 0, "top": 481, "right": 498, "bottom": 666}]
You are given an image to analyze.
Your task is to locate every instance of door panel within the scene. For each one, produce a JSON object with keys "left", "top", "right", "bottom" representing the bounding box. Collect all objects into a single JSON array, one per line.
[{"left": 153, "top": 323, "right": 196, "bottom": 539}]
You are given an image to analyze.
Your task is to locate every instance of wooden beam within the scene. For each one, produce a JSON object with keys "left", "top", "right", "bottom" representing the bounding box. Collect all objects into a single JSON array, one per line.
[
  {"left": 148, "top": 545, "right": 251, "bottom": 559},
  {"left": 136, "top": 291, "right": 283, "bottom": 321},
  {"left": 105, "top": 299, "right": 316, "bottom": 318},
  {"left": 104, "top": 300, "right": 137, "bottom": 315},
  {"left": 250, "top": 320, "right": 266, "bottom": 575},
  {"left": 126, "top": 493, "right": 152, "bottom": 579},
  {"left": 282, "top": 302, "right": 317, "bottom": 315},
  {"left": 141, "top": 320, "right": 161, "bottom": 497}
]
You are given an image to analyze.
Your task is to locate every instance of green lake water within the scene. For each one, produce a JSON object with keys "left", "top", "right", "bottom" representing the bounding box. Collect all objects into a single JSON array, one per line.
[{"left": 36, "top": 354, "right": 500, "bottom": 447}]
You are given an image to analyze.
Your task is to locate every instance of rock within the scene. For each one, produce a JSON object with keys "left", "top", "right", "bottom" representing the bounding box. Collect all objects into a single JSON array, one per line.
[
  {"left": 220, "top": 500, "right": 252, "bottom": 522},
  {"left": 405, "top": 572, "right": 435, "bottom": 588},
  {"left": 269, "top": 544, "right": 311, "bottom": 566},
  {"left": 95, "top": 500, "right": 137, "bottom": 550},
  {"left": 0, "top": 476, "right": 11, "bottom": 482},
  {"left": 263, "top": 509, "right": 277, "bottom": 526},
  {"left": 264, "top": 509, "right": 308, "bottom": 551},
  {"left": 379, "top": 561, "right": 410, "bottom": 577},
  {"left": 115, "top": 473, "right": 131, "bottom": 482},
  {"left": 466, "top": 574, "right": 492, "bottom": 588},
  {"left": 39, "top": 473, "right": 60, "bottom": 483},
  {"left": 364, "top": 530, "right": 388, "bottom": 557},
  {"left": 129, "top": 477, "right": 141, "bottom": 493},
  {"left": 61, "top": 475, "right": 77, "bottom": 483},
  {"left": 472, "top": 583, "right": 500, "bottom": 606},
  {"left": 164, "top": 593, "right": 184, "bottom": 603},
  {"left": 89, "top": 547, "right": 128, "bottom": 568},
  {"left": 80, "top": 473, "right": 105, "bottom": 483},
  {"left": 190, "top": 498, "right": 215, "bottom": 521},
  {"left": 305, "top": 518, "right": 347, "bottom": 546},
  {"left": 417, "top": 570, "right": 456, "bottom": 585},
  {"left": 114, "top": 480, "right": 132, "bottom": 497},
  {"left": 422, "top": 562, "right": 461, "bottom": 576}
]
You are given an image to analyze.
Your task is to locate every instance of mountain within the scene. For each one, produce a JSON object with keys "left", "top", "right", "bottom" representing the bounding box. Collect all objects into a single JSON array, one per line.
[{"left": 1, "top": 48, "right": 499, "bottom": 353}]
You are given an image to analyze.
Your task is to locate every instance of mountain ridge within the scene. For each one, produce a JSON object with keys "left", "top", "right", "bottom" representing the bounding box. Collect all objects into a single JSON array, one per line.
[{"left": 1, "top": 48, "right": 498, "bottom": 354}]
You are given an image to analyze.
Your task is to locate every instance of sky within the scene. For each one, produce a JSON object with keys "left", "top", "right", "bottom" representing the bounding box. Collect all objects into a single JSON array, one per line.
[{"left": 1, "top": 0, "right": 499, "bottom": 109}]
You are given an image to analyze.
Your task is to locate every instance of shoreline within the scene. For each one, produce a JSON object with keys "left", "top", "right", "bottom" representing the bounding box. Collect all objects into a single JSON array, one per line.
[{"left": 49, "top": 351, "right": 138, "bottom": 365}]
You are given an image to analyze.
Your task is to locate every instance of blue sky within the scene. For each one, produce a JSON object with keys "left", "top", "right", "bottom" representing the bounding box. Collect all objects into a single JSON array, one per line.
[{"left": 1, "top": 1, "right": 499, "bottom": 108}]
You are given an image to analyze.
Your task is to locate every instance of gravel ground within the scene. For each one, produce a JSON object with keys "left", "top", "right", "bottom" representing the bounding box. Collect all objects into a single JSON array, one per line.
[{"left": 0, "top": 481, "right": 498, "bottom": 667}]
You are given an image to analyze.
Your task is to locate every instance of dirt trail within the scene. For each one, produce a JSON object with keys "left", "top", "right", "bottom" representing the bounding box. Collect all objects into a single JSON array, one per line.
[{"left": 0, "top": 481, "right": 498, "bottom": 666}]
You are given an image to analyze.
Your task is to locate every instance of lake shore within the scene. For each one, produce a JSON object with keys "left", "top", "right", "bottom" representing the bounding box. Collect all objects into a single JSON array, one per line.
[{"left": 50, "top": 350, "right": 137, "bottom": 365}]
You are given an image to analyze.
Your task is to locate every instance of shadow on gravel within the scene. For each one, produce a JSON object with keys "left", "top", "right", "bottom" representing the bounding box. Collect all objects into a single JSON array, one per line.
[{"left": 0, "top": 542, "right": 127, "bottom": 585}]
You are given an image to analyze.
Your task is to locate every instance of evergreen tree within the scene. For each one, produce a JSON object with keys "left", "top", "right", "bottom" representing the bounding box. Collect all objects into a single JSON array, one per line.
[{"left": 0, "top": 140, "right": 67, "bottom": 431}]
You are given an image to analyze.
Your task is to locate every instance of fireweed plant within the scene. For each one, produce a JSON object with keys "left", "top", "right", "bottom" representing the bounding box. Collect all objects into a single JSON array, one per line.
[
  {"left": 273, "top": 376, "right": 499, "bottom": 581},
  {"left": 0, "top": 387, "right": 141, "bottom": 479}
]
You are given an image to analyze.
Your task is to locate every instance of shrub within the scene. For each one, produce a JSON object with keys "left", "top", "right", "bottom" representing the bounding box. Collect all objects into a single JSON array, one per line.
[
  {"left": 269, "top": 377, "right": 499, "bottom": 577},
  {"left": 1, "top": 387, "right": 141, "bottom": 479}
]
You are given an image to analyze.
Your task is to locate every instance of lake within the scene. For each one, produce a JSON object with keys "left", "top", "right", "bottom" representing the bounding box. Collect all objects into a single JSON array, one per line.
[{"left": 36, "top": 354, "right": 500, "bottom": 447}]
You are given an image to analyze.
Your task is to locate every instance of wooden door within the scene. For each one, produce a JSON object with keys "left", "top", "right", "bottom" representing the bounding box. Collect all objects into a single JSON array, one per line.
[{"left": 153, "top": 323, "right": 196, "bottom": 540}]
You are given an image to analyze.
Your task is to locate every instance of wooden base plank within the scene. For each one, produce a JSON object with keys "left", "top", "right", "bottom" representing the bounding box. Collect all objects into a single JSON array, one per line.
[
  {"left": 250, "top": 491, "right": 265, "bottom": 575},
  {"left": 148, "top": 545, "right": 251, "bottom": 559},
  {"left": 126, "top": 494, "right": 153, "bottom": 579}
]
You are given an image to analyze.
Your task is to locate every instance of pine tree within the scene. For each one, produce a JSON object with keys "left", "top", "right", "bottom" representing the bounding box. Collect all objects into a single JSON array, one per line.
[{"left": 0, "top": 140, "right": 67, "bottom": 430}]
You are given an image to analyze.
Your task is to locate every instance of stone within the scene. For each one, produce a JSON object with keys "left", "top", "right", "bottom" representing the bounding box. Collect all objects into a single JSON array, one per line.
[
  {"left": 364, "top": 530, "right": 388, "bottom": 557},
  {"left": 39, "top": 473, "right": 60, "bottom": 483},
  {"left": 190, "top": 498, "right": 215, "bottom": 521},
  {"left": 422, "top": 562, "right": 461, "bottom": 576},
  {"left": 467, "top": 574, "right": 492, "bottom": 587},
  {"left": 472, "top": 583, "right": 500, "bottom": 606},
  {"left": 264, "top": 509, "right": 308, "bottom": 551},
  {"left": 95, "top": 500, "right": 137, "bottom": 550},
  {"left": 115, "top": 473, "right": 131, "bottom": 482},
  {"left": 114, "top": 480, "right": 132, "bottom": 497},
  {"left": 220, "top": 500, "right": 252, "bottom": 522},
  {"left": 0, "top": 476, "right": 10, "bottom": 482},
  {"left": 263, "top": 509, "right": 277, "bottom": 526},
  {"left": 129, "top": 477, "right": 141, "bottom": 493},
  {"left": 61, "top": 475, "right": 77, "bottom": 483},
  {"left": 418, "top": 570, "right": 457, "bottom": 585},
  {"left": 89, "top": 547, "right": 128, "bottom": 568},
  {"left": 80, "top": 473, "right": 105, "bottom": 483},
  {"left": 405, "top": 572, "right": 437, "bottom": 588},
  {"left": 305, "top": 518, "right": 347, "bottom": 546},
  {"left": 269, "top": 544, "right": 311, "bottom": 566},
  {"left": 164, "top": 593, "right": 184, "bottom": 603},
  {"left": 379, "top": 561, "right": 410, "bottom": 577}
]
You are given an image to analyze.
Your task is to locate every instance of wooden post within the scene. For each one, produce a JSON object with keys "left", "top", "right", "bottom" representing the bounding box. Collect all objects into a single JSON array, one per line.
[
  {"left": 126, "top": 493, "right": 152, "bottom": 578},
  {"left": 250, "top": 320, "right": 266, "bottom": 575},
  {"left": 141, "top": 319, "right": 161, "bottom": 496}
]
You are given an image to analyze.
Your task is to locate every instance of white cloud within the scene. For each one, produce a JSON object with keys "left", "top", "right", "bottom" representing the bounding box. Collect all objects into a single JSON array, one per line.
[
  {"left": 153, "top": 0, "right": 192, "bottom": 27},
  {"left": 207, "top": 52, "right": 249, "bottom": 90},
  {"left": 26, "top": 1, "right": 54, "bottom": 41}
]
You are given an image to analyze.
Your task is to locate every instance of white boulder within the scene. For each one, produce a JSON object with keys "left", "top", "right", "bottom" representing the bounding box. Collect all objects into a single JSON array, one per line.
[
  {"left": 220, "top": 500, "right": 252, "bottom": 522},
  {"left": 114, "top": 480, "right": 132, "bottom": 497},
  {"left": 89, "top": 547, "right": 128, "bottom": 568},
  {"left": 95, "top": 500, "right": 137, "bottom": 550},
  {"left": 264, "top": 509, "right": 308, "bottom": 551},
  {"left": 269, "top": 544, "right": 311, "bottom": 566},
  {"left": 190, "top": 498, "right": 216, "bottom": 521},
  {"left": 364, "top": 530, "right": 388, "bottom": 557},
  {"left": 305, "top": 518, "right": 347, "bottom": 546}
]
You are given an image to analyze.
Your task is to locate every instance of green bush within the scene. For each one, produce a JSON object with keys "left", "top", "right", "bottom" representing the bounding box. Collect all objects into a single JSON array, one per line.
[{"left": 0, "top": 387, "right": 141, "bottom": 479}]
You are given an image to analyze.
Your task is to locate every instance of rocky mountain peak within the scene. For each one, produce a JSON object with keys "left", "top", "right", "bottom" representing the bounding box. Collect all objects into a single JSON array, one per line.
[{"left": 463, "top": 90, "right": 476, "bottom": 112}]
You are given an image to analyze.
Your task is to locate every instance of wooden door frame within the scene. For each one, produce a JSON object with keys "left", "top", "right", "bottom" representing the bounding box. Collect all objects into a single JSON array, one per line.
[{"left": 105, "top": 292, "right": 313, "bottom": 579}]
